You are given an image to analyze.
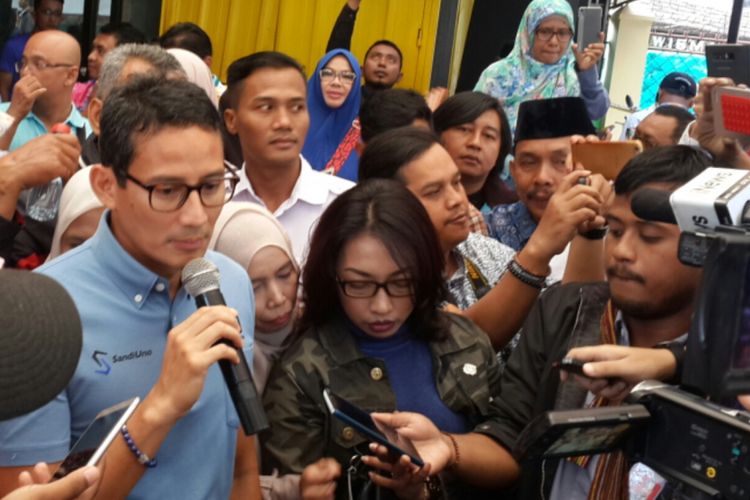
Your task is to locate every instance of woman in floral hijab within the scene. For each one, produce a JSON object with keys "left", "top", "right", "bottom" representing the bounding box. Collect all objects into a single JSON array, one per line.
[{"left": 474, "top": 0, "right": 608, "bottom": 135}]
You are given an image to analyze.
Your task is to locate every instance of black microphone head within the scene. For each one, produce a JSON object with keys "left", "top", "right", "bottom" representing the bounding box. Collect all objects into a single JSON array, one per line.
[
  {"left": 630, "top": 187, "right": 677, "bottom": 224},
  {"left": 182, "top": 258, "right": 220, "bottom": 296}
]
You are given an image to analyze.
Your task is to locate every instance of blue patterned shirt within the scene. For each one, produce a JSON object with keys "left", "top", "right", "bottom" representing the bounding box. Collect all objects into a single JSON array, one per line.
[{"left": 485, "top": 201, "right": 538, "bottom": 251}]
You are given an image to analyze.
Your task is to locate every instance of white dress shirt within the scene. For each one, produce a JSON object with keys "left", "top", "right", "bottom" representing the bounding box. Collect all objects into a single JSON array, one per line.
[{"left": 231, "top": 155, "right": 354, "bottom": 264}]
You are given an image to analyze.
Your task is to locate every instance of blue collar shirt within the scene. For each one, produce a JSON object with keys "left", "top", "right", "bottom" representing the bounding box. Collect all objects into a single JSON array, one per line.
[
  {"left": 484, "top": 201, "right": 538, "bottom": 251},
  {"left": 0, "top": 212, "right": 255, "bottom": 499}
]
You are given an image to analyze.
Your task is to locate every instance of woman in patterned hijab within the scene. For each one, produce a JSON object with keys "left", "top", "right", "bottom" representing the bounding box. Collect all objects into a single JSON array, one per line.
[{"left": 474, "top": 0, "right": 608, "bottom": 135}]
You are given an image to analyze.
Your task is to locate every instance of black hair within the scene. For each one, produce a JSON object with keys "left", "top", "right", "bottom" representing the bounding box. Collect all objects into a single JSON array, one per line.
[
  {"left": 359, "top": 127, "right": 440, "bottom": 182},
  {"left": 650, "top": 105, "right": 695, "bottom": 144},
  {"left": 225, "top": 51, "right": 306, "bottom": 109},
  {"left": 99, "top": 76, "right": 222, "bottom": 185},
  {"left": 159, "top": 22, "right": 213, "bottom": 60},
  {"left": 99, "top": 22, "right": 146, "bottom": 45},
  {"left": 615, "top": 145, "right": 710, "bottom": 196},
  {"left": 433, "top": 91, "right": 512, "bottom": 207},
  {"left": 360, "top": 89, "right": 432, "bottom": 143},
  {"left": 364, "top": 40, "right": 403, "bottom": 69},
  {"left": 300, "top": 179, "right": 448, "bottom": 340},
  {"left": 34, "top": 0, "right": 64, "bottom": 9}
]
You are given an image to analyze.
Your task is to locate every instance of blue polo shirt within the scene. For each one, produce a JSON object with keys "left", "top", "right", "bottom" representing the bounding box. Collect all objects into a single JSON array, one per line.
[
  {"left": 0, "top": 212, "right": 255, "bottom": 499},
  {"left": 0, "top": 34, "right": 30, "bottom": 97},
  {"left": 0, "top": 102, "right": 91, "bottom": 151}
]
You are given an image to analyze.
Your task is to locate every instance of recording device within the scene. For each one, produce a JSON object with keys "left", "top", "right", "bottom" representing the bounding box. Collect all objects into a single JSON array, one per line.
[
  {"left": 631, "top": 168, "right": 750, "bottom": 267},
  {"left": 516, "top": 383, "right": 750, "bottom": 499},
  {"left": 514, "top": 404, "right": 650, "bottom": 461},
  {"left": 182, "top": 258, "right": 269, "bottom": 435},
  {"left": 553, "top": 357, "right": 587, "bottom": 377},
  {"left": 322, "top": 389, "right": 424, "bottom": 467},
  {"left": 706, "top": 44, "right": 750, "bottom": 86},
  {"left": 571, "top": 141, "right": 642, "bottom": 180},
  {"left": 576, "top": 6, "right": 602, "bottom": 49},
  {"left": 713, "top": 86, "right": 750, "bottom": 142},
  {"left": 52, "top": 397, "right": 140, "bottom": 480},
  {"left": 512, "top": 167, "right": 750, "bottom": 497}
]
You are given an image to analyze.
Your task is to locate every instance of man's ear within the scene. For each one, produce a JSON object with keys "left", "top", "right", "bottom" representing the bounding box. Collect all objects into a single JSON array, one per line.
[
  {"left": 65, "top": 66, "right": 79, "bottom": 87},
  {"left": 88, "top": 97, "right": 102, "bottom": 136},
  {"left": 90, "top": 164, "right": 117, "bottom": 210},
  {"left": 224, "top": 107, "right": 237, "bottom": 135},
  {"left": 203, "top": 55, "right": 213, "bottom": 68},
  {"left": 395, "top": 72, "right": 403, "bottom": 85},
  {"left": 355, "top": 140, "right": 365, "bottom": 156}
]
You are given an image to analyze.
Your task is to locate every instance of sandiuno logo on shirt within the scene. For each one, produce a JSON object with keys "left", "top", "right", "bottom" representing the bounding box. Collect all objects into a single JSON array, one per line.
[{"left": 92, "top": 349, "right": 153, "bottom": 375}]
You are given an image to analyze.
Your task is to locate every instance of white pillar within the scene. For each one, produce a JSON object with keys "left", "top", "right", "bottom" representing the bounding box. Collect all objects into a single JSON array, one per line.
[{"left": 604, "top": 3, "right": 655, "bottom": 137}]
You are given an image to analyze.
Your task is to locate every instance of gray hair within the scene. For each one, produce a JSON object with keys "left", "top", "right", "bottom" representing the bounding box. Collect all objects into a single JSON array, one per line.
[{"left": 96, "top": 43, "right": 185, "bottom": 101}]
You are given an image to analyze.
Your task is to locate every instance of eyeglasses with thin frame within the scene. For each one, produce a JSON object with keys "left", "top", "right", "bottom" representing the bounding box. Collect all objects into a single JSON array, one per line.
[
  {"left": 15, "top": 57, "right": 74, "bottom": 73},
  {"left": 124, "top": 165, "right": 240, "bottom": 212},
  {"left": 319, "top": 68, "right": 356, "bottom": 85},
  {"left": 336, "top": 277, "right": 413, "bottom": 298},
  {"left": 535, "top": 28, "right": 574, "bottom": 42},
  {"left": 38, "top": 8, "right": 64, "bottom": 17}
]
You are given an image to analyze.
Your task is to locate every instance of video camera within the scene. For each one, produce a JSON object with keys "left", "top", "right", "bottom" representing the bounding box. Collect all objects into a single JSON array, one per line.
[{"left": 514, "top": 166, "right": 750, "bottom": 499}]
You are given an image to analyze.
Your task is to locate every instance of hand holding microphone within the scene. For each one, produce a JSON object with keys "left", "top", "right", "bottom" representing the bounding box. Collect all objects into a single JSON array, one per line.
[{"left": 182, "top": 258, "right": 269, "bottom": 435}]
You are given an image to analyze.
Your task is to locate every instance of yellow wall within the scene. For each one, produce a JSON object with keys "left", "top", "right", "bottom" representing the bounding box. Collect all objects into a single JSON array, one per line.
[{"left": 160, "top": 0, "right": 441, "bottom": 93}]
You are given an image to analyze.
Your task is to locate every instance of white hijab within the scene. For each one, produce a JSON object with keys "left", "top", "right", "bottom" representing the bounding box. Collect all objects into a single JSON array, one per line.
[
  {"left": 209, "top": 202, "right": 301, "bottom": 392},
  {"left": 47, "top": 167, "right": 103, "bottom": 261},
  {"left": 167, "top": 48, "right": 219, "bottom": 108}
]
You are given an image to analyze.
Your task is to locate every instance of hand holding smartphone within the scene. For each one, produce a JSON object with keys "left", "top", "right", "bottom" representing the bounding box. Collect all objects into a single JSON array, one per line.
[
  {"left": 323, "top": 389, "right": 424, "bottom": 467},
  {"left": 52, "top": 397, "right": 140, "bottom": 480}
]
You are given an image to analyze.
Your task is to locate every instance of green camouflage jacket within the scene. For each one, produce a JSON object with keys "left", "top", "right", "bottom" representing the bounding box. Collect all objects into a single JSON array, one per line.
[{"left": 261, "top": 312, "right": 505, "bottom": 498}]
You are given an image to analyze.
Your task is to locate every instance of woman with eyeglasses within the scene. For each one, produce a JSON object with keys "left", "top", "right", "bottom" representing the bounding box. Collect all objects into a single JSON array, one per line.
[
  {"left": 262, "top": 179, "right": 508, "bottom": 499},
  {"left": 474, "top": 0, "right": 608, "bottom": 136},
  {"left": 302, "top": 49, "right": 362, "bottom": 182}
]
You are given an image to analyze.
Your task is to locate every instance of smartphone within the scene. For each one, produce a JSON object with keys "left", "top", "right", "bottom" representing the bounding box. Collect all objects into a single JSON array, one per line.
[
  {"left": 713, "top": 86, "right": 750, "bottom": 140},
  {"left": 571, "top": 141, "right": 642, "bottom": 180},
  {"left": 513, "top": 404, "right": 651, "bottom": 461},
  {"left": 52, "top": 397, "right": 140, "bottom": 480},
  {"left": 577, "top": 6, "right": 602, "bottom": 49},
  {"left": 706, "top": 44, "right": 750, "bottom": 86},
  {"left": 553, "top": 357, "right": 587, "bottom": 377},
  {"left": 322, "top": 389, "right": 424, "bottom": 467}
]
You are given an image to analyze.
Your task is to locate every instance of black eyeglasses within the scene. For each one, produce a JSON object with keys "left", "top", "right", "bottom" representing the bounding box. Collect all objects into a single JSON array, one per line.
[
  {"left": 319, "top": 68, "right": 357, "bottom": 85},
  {"left": 336, "top": 278, "right": 413, "bottom": 298},
  {"left": 125, "top": 167, "right": 240, "bottom": 212},
  {"left": 535, "top": 28, "right": 574, "bottom": 42}
]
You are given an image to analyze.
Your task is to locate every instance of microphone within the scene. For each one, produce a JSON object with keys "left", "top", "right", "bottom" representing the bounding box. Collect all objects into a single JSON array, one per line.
[
  {"left": 631, "top": 187, "right": 676, "bottom": 224},
  {"left": 182, "top": 258, "right": 269, "bottom": 435}
]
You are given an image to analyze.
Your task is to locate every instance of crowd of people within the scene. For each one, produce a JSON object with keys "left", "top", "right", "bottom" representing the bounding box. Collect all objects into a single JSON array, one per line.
[{"left": 1, "top": 0, "right": 750, "bottom": 499}]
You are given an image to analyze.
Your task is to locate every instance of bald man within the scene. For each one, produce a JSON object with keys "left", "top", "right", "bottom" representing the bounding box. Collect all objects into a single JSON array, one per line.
[{"left": 0, "top": 30, "right": 92, "bottom": 152}]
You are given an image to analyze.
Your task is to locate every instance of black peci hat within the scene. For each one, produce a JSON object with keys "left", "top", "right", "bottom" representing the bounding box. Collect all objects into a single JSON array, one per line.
[
  {"left": 514, "top": 96, "right": 596, "bottom": 145},
  {"left": 0, "top": 270, "right": 82, "bottom": 421}
]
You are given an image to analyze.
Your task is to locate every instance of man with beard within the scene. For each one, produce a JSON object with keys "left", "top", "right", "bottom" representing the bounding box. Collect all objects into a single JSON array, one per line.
[{"left": 489, "top": 145, "right": 708, "bottom": 499}]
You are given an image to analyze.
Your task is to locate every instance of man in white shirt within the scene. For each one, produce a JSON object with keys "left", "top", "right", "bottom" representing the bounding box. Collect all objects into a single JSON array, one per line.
[
  {"left": 620, "top": 72, "right": 697, "bottom": 140},
  {"left": 223, "top": 51, "right": 353, "bottom": 263}
]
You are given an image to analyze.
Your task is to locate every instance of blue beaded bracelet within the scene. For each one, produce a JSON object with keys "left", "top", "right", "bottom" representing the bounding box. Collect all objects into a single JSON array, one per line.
[{"left": 121, "top": 424, "right": 157, "bottom": 468}]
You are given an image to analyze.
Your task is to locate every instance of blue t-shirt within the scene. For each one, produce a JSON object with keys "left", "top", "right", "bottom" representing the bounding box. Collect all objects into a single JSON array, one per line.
[
  {"left": 353, "top": 324, "right": 469, "bottom": 434},
  {"left": 485, "top": 201, "right": 538, "bottom": 251},
  {"left": 0, "top": 33, "right": 30, "bottom": 98},
  {"left": 0, "top": 102, "right": 91, "bottom": 151},
  {"left": 0, "top": 213, "right": 256, "bottom": 499}
]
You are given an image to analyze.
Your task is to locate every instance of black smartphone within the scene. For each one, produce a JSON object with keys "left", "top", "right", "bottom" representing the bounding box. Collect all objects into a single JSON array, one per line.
[
  {"left": 554, "top": 357, "right": 587, "bottom": 377},
  {"left": 323, "top": 389, "right": 424, "bottom": 467},
  {"left": 52, "top": 397, "right": 140, "bottom": 480}
]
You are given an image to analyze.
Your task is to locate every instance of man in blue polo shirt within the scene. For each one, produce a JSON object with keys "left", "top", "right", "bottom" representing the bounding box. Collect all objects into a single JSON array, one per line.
[
  {"left": 0, "top": 29, "right": 91, "bottom": 151},
  {"left": 0, "top": 77, "right": 261, "bottom": 498}
]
